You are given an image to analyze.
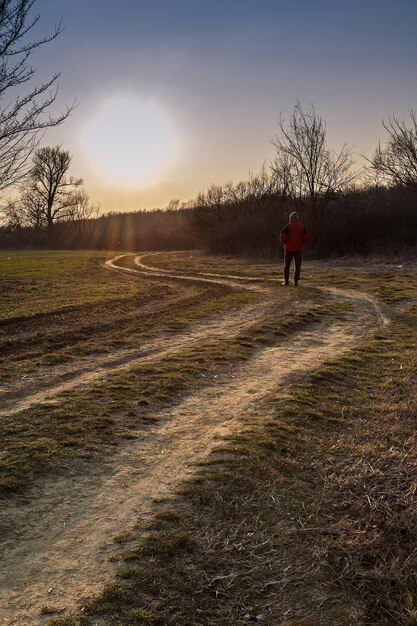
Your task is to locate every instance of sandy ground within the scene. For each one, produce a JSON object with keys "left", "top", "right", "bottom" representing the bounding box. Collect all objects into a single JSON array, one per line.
[{"left": 0, "top": 255, "right": 388, "bottom": 625}]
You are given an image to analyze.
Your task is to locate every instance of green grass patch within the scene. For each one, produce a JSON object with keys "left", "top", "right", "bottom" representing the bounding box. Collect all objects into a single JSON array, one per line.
[
  {"left": 0, "top": 251, "right": 258, "bottom": 382},
  {"left": 0, "top": 250, "right": 147, "bottom": 319}
]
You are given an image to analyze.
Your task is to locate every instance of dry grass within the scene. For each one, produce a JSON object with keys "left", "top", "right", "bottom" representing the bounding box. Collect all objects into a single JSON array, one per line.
[
  {"left": 1, "top": 262, "right": 336, "bottom": 498},
  {"left": 46, "top": 265, "right": 417, "bottom": 626},
  {"left": 3, "top": 252, "right": 417, "bottom": 625},
  {"left": 138, "top": 251, "right": 279, "bottom": 280},
  {"left": 311, "top": 325, "right": 417, "bottom": 625}
]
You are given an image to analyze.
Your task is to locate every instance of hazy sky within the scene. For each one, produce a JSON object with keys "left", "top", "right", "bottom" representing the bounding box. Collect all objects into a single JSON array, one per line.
[{"left": 34, "top": 0, "right": 417, "bottom": 212}]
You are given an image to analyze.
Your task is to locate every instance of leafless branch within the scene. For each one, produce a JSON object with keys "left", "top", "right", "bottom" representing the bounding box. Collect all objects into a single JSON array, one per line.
[{"left": 0, "top": 1, "right": 73, "bottom": 192}]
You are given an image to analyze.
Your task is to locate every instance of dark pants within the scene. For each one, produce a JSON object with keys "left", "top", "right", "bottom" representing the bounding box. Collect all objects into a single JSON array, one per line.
[{"left": 284, "top": 251, "right": 302, "bottom": 285}]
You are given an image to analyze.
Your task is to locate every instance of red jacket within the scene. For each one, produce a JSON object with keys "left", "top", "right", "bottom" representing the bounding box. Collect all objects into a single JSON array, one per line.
[{"left": 279, "top": 219, "right": 309, "bottom": 252}]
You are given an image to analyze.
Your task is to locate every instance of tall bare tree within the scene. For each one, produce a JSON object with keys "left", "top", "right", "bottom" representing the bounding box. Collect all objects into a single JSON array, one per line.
[
  {"left": 1, "top": 167, "right": 95, "bottom": 244},
  {"left": 369, "top": 110, "right": 417, "bottom": 192},
  {"left": 29, "top": 145, "right": 83, "bottom": 239},
  {"left": 0, "top": 0, "right": 72, "bottom": 192},
  {"left": 271, "top": 102, "right": 355, "bottom": 239}
]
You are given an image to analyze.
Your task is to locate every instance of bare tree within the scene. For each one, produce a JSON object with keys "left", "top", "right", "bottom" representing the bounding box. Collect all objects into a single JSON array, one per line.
[
  {"left": 192, "top": 184, "right": 227, "bottom": 230},
  {"left": 19, "top": 185, "right": 44, "bottom": 228},
  {"left": 0, "top": 186, "right": 43, "bottom": 241},
  {"left": 29, "top": 145, "right": 83, "bottom": 239},
  {"left": 1, "top": 178, "right": 97, "bottom": 245},
  {"left": 60, "top": 188, "right": 99, "bottom": 245},
  {"left": 0, "top": 0, "right": 72, "bottom": 192},
  {"left": 0, "top": 196, "right": 22, "bottom": 229},
  {"left": 67, "top": 189, "right": 97, "bottom": 221},
  {"left": 271, "top": 102, "right": 355, "bottom": 239},
  {"left": 166, "top": 198, "right": 180, "bottom": 211},
  {"left": 369, "top": 110, "right": 417, "bottom": 192}
]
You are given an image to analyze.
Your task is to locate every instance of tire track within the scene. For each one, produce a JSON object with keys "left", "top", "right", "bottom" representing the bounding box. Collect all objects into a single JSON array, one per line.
[
  {"left": 0, "top": 255, "right": 270, "bottom": 417},
  {"left": 0, "top": 254, "right": 389, "bottom": 625}
]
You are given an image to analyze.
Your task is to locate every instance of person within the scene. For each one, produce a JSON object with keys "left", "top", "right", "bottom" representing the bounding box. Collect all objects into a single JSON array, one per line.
[{"left": 279, "top": 212, "right": 309, "bottom": 286}]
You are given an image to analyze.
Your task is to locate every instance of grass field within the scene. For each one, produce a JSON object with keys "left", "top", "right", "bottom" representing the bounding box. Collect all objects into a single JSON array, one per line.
[
  {"left": 1, "top": 250, "right": 417, "bottom": 626},
  {"left": 0, "top": 251, "right": 256, "bottom": 383},
  {"left": 0, "top": 251, "right": 329, "bottom": 495}
]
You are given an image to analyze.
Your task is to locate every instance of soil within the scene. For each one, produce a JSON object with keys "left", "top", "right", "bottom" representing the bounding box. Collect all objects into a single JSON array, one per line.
[{"left": 0, "top": 255, "right": 388, "bottom": 625}]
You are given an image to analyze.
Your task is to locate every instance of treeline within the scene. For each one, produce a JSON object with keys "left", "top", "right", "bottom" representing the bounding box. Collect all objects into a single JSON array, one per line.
[
  {"left": 1, "top": 104, "right": 417, "bottom": 258},
  {"left": 189, "top": 175, "right": 417, "bottom": 258},
  {"left": 1, "top": 207, "right": 196, "bottom": 251},
  {"left": 4, "top": 181, "right": 416, "bottom": 259}
]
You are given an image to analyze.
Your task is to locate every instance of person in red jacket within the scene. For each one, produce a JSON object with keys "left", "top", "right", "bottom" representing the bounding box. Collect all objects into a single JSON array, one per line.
[{"left": 279, "top": 212, "right": 309, "bottom": 286}]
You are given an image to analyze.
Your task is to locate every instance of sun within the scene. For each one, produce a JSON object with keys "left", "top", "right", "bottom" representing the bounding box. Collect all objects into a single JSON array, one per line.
[{"left": 82, "top": 96, "right": 181, "bottom": 185}]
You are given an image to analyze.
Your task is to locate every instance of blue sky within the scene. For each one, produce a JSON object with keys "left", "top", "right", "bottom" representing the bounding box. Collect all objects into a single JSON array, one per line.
[{"left": 34, "top": 0, "right": 417, "bottom": 211}]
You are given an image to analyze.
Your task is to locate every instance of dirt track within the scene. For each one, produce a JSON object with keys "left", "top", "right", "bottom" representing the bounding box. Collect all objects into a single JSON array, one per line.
[{"left": 0, "top": 255, "right": 388, "bottom": 625}]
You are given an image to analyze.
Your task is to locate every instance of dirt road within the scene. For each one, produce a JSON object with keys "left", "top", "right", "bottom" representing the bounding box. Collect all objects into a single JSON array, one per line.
[{"left": 0, "top": 255, "right": 388, "bottom": 625}]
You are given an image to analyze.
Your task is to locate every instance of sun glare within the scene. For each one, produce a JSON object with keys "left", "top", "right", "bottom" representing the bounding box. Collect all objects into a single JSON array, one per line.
[{"left": 82, "top": 96, "right": 181, "bottom": 185}]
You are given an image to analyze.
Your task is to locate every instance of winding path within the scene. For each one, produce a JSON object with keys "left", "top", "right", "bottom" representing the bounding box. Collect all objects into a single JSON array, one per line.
[{"left": 0, "top": 254, "right": 388, "bottom": 625}]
